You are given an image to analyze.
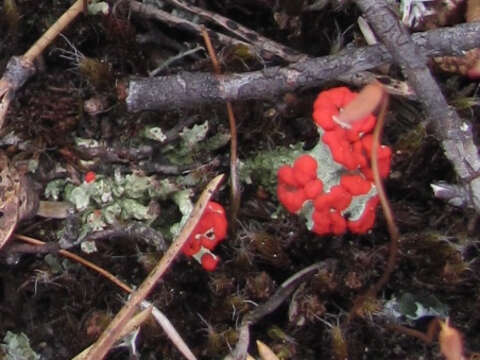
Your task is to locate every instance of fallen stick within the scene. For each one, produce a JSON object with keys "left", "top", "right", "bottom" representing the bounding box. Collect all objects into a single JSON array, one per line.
[
  {"left": 131, "top": 0, "right": 411, "bottom": 96},
  {"left": 353, "top": 0, "right": 480, "bottom": 212},
  {"left": 0, "top": 0, "right": 85, "bottom": 131},
  {"left": 122, "top": 21, "right": 480, "bottom": 112},
  {"left": 84, "top": 174, "right": 224, "bottom": 360}
]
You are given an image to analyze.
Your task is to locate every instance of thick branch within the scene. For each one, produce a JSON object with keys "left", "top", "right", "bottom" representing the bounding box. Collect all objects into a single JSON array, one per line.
[
  {"left": 354, "top": 0, "right": 480, "bottom": 211},
  {"left": 124, "top": 22, "right": 480, "bottom": 113}
]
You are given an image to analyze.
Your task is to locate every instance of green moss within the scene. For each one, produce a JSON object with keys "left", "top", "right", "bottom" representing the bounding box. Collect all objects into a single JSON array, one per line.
[{"left": 240, "top": 142, "right": 304, "bottom": 194}]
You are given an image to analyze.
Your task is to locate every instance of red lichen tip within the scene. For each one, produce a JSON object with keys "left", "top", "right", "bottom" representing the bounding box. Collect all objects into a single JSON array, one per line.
[
  {"left": 304, "top": 179, "right": 323, "bottom": 199},
  {"left": 277, "top": 184, "right": 306, "bottom": 213},
  {"left": 313, "top": 87, "right": 356, "bottom": 130},
  {"left": 277, "top": 85, "right": 392, "bottom": 236},
  {"left": 312, "top": 209, "right": 347, "bottom": 235},
  {"left": 340, "top": 174, "right": 372, "bottom": 195},
  {"left": 314, "top": 185, "right": 352, "bottom": 212},
  {"left": 182, "top": 201, "right": 227, "bottom": 270},
  {"left": 200, "top": 252, "right": 219, "bottom": 271},
  {"left": 182, "top": 236, "right": 201, "bottom": 256},
  {"left": 293, "top": 154, "right": 318, "bottom": 186},
  {"left": 85, "top": 171, "right": 96, "bottom": 183},
  {"left": 348, "top": 196, "right": 379, "bottom": 234},
  {"left": 277, "top": 165, "right": 297, "bottom": 187},
  {"left": 277, "top": 164, "right": 309, "bottom": 213}
]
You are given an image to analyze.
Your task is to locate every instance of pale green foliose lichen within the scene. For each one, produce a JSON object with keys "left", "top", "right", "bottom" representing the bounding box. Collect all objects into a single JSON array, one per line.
[
  {"left": 201, "top": 132, "right": 231, "bottom": 152},
  {"left": 46, "top": 168, "right": 181, "bottom": 244},
  {"left": 81, "top": 240, "right": 99, "bottom": 253},
  {"left": 143, "top": 126, "right": 167, "bottom": 142},
  {"left": 383, "top": 292, "right": 449, "bottom": 325},
  {"left": 1, "top": 331, "right": 40, "bottom": 360},
  {"left": 84, "top": 209, "right": 107, "bottom": 231},
  {"left": 120, "top": 199, "right": 157, "bottom": 222},
  {"left": 74, "top": 137, "right": 100, "bottom": 148},
  {"left": 45, "top": 179, "right": 67, "bottom": 200},
  {"left": 87, "top": 0, "right": 109, "bottom": 15},
  {"left": 170, "top": 189, "right": 193, "bottom": 236},
  {"left": 122, "top": 173, "right": 154, "bottom": 199},
  {"left": 180, "top": 121, "right": 209, "bottom": 149},
  {"left": 103, "top": 203, "right": 122, "bottom": 224},
  {"left": 65, "top": 184, "right": 91, "bottom": 211}
]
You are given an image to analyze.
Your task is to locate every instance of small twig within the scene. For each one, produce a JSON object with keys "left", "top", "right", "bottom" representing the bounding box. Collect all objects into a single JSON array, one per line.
[
  {"left": 86, "top": 222, "right": 166, "bottom": 251},
  {"left": 129, "top": 1, "right": 254, "bottom": 57},
  {"left": 14, "top": 233, "right": 133, "bottom": 293},
  {"left": 345, "top": 86, "right": 400, "bottom": 322},
  {"left": 85, "top": 174, "right": 224, "bottom": 360},
  {"left": 225, "top": 102, "right": 240, "bottom": 235},
  {"left": 201, "top": 28, "right": 241, "bottom": 236},
  {"left": 23, "top": 0, "right": 84, "bottom": 63},
  {"left": 149, "top": 45, "right": 205, "bottom": 77},
  {"left": 229, "top": 261, "right": 335, "bottom": 360},
  {"left": 124, "top": 22, "right": 480, "bottom": 113},
  {"left": 82, "top": 0, "right": 88, "bottom": 16},
  {"left": 388, "top": 318, "right": 440, "bottom": 344},
  {"left": 72, "top": 307, "right": 153, "bottom": 360},
  {"left": 15, "top": 231, "right": 194, "bottom": 359},
  {"left": 129, "top": 0, "right": 410, "bottom": 95},
  {"left": 164, "top": 0, "right": 306, "bottom": 62},
  {"left": 370, "top": 92, "right": 399, "bottom": 295},
  {"left": 354, "top": 0, "right": 480, "bottom": 213},
  {"left": 0, "top": 0, "right": 85, "bottom": 131}
]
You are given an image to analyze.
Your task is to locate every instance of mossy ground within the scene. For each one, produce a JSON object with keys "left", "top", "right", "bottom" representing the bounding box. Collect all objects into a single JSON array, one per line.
[{"left": 1, "top": 1, "right": 480, "bottom": 359}]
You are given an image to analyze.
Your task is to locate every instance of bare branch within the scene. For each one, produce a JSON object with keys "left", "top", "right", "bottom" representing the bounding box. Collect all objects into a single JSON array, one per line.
[
  {"left": 353, "top": 0, "right": 480, "bottom": 212},
  {"left": 124, "top": 22, "right": 480, "bottom": 112}
]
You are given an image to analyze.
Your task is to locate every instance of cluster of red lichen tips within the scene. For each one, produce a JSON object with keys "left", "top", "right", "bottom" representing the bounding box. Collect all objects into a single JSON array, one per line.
[
  {"left": 182, "top": 201, "right": 228, "bottom": 271},
  {"left": 277, "top": 87, "right": 392, "bottom": 235}
]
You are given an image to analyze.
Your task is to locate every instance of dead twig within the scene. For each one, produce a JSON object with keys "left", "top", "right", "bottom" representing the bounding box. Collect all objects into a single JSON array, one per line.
[
  {"left": 228, "top": 260, "right": 336, "bottom": 360},
  {"left": 15, "top": 232, "right": 194, "bottom": 359},
  {"left": 371, "top": 89, "right": 399, "bottom": 295},
  {"left": 340, "top": 84, "right": 400, "bottom": 322},
  {"left": 354, "top": 0, "right": 480, "bottom": 213},
  {"left": 201, "top": 28, "right": 241, "bottom": 236},
  {"left": 129, "top": 0, "right": 410, "bottom": 95},
  {"left": 85, "top": 174, "right": 224, "bottom": 360},
  {"left": 23, "top": 0, "right": 84, "bottom": 63},
  {"left": 123, "top": 22, "right": 480, "bottom": 112},
  {"left": 0, "top": 0, "right": 85, "bottom": 131},
  {"left": 164, "top": 0, "right": 306, "bottom": 62},
  {"left": 72, "top": 306, "right": 152, "bottom": 360},
  {"left": 15, "top": 233, "right": 133, "bottom": 294}
]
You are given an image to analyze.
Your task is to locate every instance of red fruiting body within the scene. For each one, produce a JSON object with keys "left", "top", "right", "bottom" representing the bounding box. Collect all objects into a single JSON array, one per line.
[
  {"left": 277, "top": 157, "right": 321, "bottom": 213},
  {"left": 293, "top": 154, "right": 318, "bottom": 186},
  {"left": 201, "top": 253, "right": 219, "bottom": 272},
  {"left": 182, "top": 236, "right": 202, "bottom": 256},
  {"left": 314, "top": 185, "right": 352, "bottom": 212},
  {"left": 277, "top": 166, "right": 297, "bottom": 187},
  {"left": 313, "top": 87, "right": 356, "bottom": 130},
  {"left": 277, "top": 86, "right": 392, "bottom": 236},
  {"left": 312, "top": 209, "right": 346, "bottom": 235},
  {"left": 182, "top": 201, "right": 227, "bottom": 270},
  {"left": 304, "top": 179, "right": 323, "bottom": 199},
  {"left": 85, "top": 171, "right": 96, "bottom": 183},
  {"left": 277, "top": 182, "right": 306, "bottom": 213},
  {"left": 340, "top": 175, "right": 371, "bottom": 195},
  {"left": 348, "top": 196, "right": 379, "bottom": 234}
]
